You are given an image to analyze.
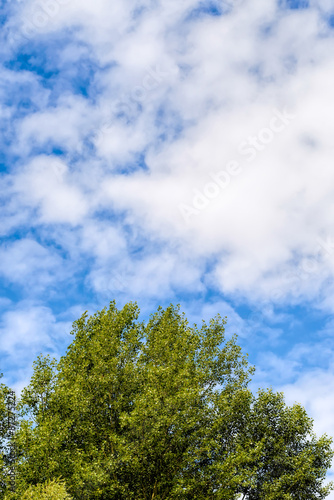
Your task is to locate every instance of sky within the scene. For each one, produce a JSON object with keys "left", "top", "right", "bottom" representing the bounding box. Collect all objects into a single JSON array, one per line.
[{"left": 1, "top": 0, "right": 334, "bottom": 489}]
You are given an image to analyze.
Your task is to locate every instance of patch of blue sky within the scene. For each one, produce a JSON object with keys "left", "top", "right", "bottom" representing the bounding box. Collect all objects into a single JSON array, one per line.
[
  {"left": 0, "top": 148, "right": 16, "bottom": 175},
  {"left": 73, "top": 59, "right": 99, "bottom": 99},
  {"left": 28, "top": 226, "right": 69, "bottom": 253},
  {"left": 122, "top": 152, "right": 150, "bottom": 174},
  {"left": 0, "top": 254, "right": 83, "bottom": 306},
  {"left": 114, "top": 224, "right": 149, "bottom": 256},
  {"left": 0, "top": 0, "right": 15, "bottom": 27},
  {"left": 19, "top": 141, "right": 69, "bottom": 160},
  {"left": 0, "top": 147, "right": 10, "bottom": 172},
  {"left": 54, "top": 273, "right": 93, "bottom": 303},
  {"left": 131, "top": 1, "right": 157, "bottom": 22},
  {"left": 6, "top": 39, "right": 104, "bottom": 104},
  {"left": 91, "top": 206, "right": 122, "bottom": 221},
  {"left": 112, "top": 100, "right": 142, "bottom": 126},
  {"left": 0, "top": 277, "right": 34, "bottom": 304},
  {"left": 241, "top": 302, "right": 329, "bottom": 356},
  {"left": 1, "top": 229, "right": 59, "bottom": 265},
  {"left": 5, "top": 47, "right": 60, "bottom": 80},
  {"left": 124, "top": 230, "right": 178, "bottom": 260},
  {"left": 154, "top": 107, "right": 186, "bottom": 142},
  {"left": 0, "top": 12, "right": 7, "bottom": 26},
  {"left": 90, "top": 211, "right": 137, "bottom": 246},
  {"left": 0, "top": 228, "right": 30, "bottom": 246},
  {"left": 0, "top": 151, "right": 24, "bottom": 177},
  {"left": 0, "top": 66, "right": 48, "bottom": 106},
  {"left": 126, "top": 240, "right": 155, "bottom": 260},
  {"left": 46, "top": 293, "right": 89, "bottom": 319},
  {"left": 155, "top": 127, "right": 184, "bottom": 149},
  {"left": 186, "top": 0, "right": 231, "bottom": 21},
  {"left": 50, "top": 147, "right": 67, "bottom": 157},
  {"left": 1, "top": 84, "right": 49, "bottom": 126},
  {"left": 1, "top": 96, "right": 40, "bottom": 124},
  {"left": 70, "top": 147, "right": 98, "bottom": 172},
  {"left": 1, "top": 226, "right": 33, "bottom": 244},
  {"left": 1, "top": 137, "right": 71, "bottom": 176},
  {"left": 326, "top": 14, "right": 334, "bottom": 28},
  {"left": 48, "top": 53, "right": 109, "bottom": 103},
  {"left": 278, "top": 0, "right": 310, "bottom": 10}
]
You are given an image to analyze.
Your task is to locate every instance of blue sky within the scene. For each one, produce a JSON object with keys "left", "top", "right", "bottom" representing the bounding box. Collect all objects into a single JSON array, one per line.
[{"left": 1, "top": 0, "right": 334, "bottom": 487}]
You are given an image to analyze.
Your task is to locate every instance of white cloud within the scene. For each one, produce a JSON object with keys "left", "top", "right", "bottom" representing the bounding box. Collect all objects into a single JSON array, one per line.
[
  {"left": 0, "top": 238, "right": 64, "bottom": 289},
  {"left": 87, "top": 249, "right": 205, "bottom": 300},
  {"left": 17, "top": 95, "right": 92, "bottom": 155},
  {"left": 282, "top": 367, "right": 334, "bottom": 443},
  {"left": 14, "top": 155, "right": 88, "bottom": 224},
  {"left": 0, "top": 303, "right": 72, "bottom": 393},
  {"left": 80, "top": 221, "right": 126, "bottom": 260}
]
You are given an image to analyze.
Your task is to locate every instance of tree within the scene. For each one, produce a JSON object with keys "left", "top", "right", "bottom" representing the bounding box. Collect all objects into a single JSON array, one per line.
[
  {"left": 12, "top": 478, "right": 72, "bottom": 500},
  {"left": 0, "top": 380, "right": 9, "bottom": 495},
  {"left": 236, "top": 389, "right": 333, "bottom": 500},
  {"left": 0, "top": 376, "right": 16, "bottom": 497},
  {"left": 10, "top": 302, "right": 334, "bottom": 499}
]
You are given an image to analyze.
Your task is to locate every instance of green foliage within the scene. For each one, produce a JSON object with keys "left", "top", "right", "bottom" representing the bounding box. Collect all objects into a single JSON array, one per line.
[
  {"left": 237, "top": 389, "right": 334, "bottom": 499},
  {"left": 19, "top": 478, "right": 72, "bottom": 499},
  {"left": 3, "top": 301, "right": 334, "bottom": 499},
  {"left": 19, "top": 355, "right": 58, "bottom": 424},
  {"left": 0, "top": 381, "right": 9, "bottom": 494},
  {"left": 0, "top": 376, "right": 16, "bottom": 496}
]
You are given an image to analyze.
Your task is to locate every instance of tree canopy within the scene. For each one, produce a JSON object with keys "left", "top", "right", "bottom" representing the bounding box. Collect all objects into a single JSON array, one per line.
[{"left": 0, "top": 302, "right": 333, "bottom": 499}]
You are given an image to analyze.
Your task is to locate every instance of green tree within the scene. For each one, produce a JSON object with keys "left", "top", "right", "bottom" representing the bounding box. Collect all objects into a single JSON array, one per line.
[
  {"left": 236, "top": 389, "right": 333, "bottom": 500},
  {"left": 12, "top": 302, "right": 334, "bottom": 499},
  {"left": 0, "top": 376, "right": 16, "bottom": 497},
  {"left": 17, "top": 478, "right": 72, "bottom": 499},
  {"left": 0, "top": 380, "right": 9, "bottom": 496}
]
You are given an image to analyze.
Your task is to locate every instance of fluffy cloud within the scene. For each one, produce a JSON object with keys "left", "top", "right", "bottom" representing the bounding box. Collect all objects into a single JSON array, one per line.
[
  {"left": 13, "top": 155, "right": 89, "bottom": 224},
  {"left": 0, "top": 238, "right": 64, "bottom": 289},
  {"left": 0, "top": 302, "right": 73, "bottom": 392}
]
